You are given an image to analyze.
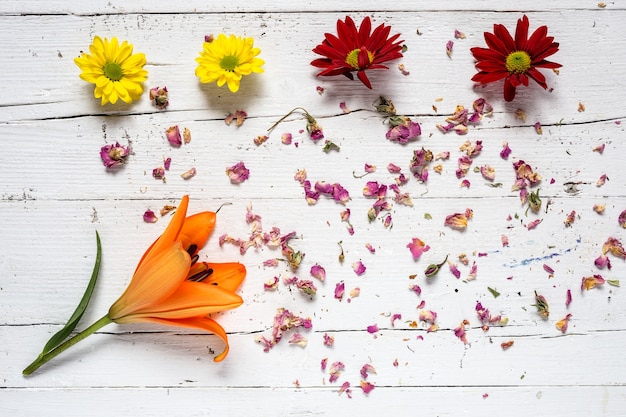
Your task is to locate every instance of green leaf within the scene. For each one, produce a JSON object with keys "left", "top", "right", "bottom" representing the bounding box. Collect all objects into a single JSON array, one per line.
[
  {"left": 608, "top": 279, "right": 620, "bottom": 287},
  {"left": 40, "top": 231, "right": 102, "bottom": 355},
  {"left": 488, "top": 287, "right": 501, "bottom": 298}
]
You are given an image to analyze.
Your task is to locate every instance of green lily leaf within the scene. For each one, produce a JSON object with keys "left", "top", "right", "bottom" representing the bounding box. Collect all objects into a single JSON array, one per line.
[{"left": 40, "top": 231, "right": 102, "bottom": 355}]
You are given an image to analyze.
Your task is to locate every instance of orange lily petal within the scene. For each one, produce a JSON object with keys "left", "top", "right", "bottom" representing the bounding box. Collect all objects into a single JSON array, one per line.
[
  {"left": 135, "top": 316, "right": 231, "bottom": 362},
  {"left": 123, "top": 280, "right": 243, "bottom": 320},
  {"left": 202, "top": 262, "right": 246, "bottom": 293},
  {"left": 136, "top": 195, "right": 190, "bottom": 272},
  {"left": 178, "top": 211, "right": 216, "bottom": 255},
  {"left": 109, "top": 241, "right": 191, "bottom": 321}
]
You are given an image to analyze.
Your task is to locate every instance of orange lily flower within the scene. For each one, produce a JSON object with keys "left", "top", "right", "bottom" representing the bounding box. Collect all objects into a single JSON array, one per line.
[{"left": 108, "top": 195, "right": 246, "bottom": 361}]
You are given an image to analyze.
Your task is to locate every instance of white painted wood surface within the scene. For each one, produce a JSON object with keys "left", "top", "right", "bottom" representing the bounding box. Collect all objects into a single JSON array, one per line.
[{"left": 2, "top": 1, "right": 625, "bottom": 415}]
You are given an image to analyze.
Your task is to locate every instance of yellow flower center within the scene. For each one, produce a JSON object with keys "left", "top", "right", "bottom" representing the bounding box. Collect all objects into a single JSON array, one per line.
[
  {"left": 505, "top": 51, "right": 532, "bottom": 74},
  {"left": 220, "top": 55, "right": 239, "bottom": 71},
  {"left": 345, "top": 48, "right": 374, "bottom": 70},
  {"left": 103, "top": 62, "right": 123, "bottom": 81}
]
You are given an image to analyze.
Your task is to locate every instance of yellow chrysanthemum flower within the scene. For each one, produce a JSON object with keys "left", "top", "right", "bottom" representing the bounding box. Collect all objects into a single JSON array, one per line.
[
  {"left": 74, "top": 36, "right": 148, "bottom": 105},
  {"left": 195, "top": 34, "right": 264, "bottom": 93}
]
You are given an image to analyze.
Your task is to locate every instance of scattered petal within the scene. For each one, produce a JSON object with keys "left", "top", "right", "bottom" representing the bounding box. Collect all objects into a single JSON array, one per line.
[
  {"left": 407, "top": 238, "right": 430, "bottom": 260},
  {"left": 142, "top": 209, "right": 158, "bottom": 223},
  {"left": 226, "top": 161, "right": 250, "bottom": 183},
  {"left": 352, "top": 261, "right": 366, "bottom": 276},
  {"left": 165, "top": 125, "right": 182, "bottom": 147},
  {"left": 581, "top": 274, "right": 605, "bottom": 291},
  {"left": 180, "top": 167, "right": 196, "bottom": 180}
]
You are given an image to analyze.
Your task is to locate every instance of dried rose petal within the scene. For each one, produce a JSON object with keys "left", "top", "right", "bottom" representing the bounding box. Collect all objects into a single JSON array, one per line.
[
  {"left": 100, "top": 142, "right": 130, "bottom": 168},
  {"left": 288, "top": 333, "right": 308, "bottom": 347},
  {"left": 334, "top": 281, "right": 345, "bottom": 300},
  {"left": 360, "top": 380, "right": 375, "bottom": 394},
  {"left": 310, "top": 264, "right": 326, "bottom": 281},
  {"left": 180, "top": 167, "right": 196, "bottom": 180},
  {"left": 407, "top": 238, "right": 430, "bottom": 260},
  {"left": 263, "top": 276, "right": 279, "bottom": 291},
  {"left": 149, "top": 86, "right": 169, "bottom": 109},
  {"left": 165, "top": 125, "right": 182, "bottom": 147},
  {"left": 593, "top": 143, "right": 605, "bottom": 153},
  {"left": 534, "top": 122, "right": 543, "bottom": 135},
  {"left": 143, "top": 209, "right": 158, "bottom": 223},
  {"left": 480, "top": 165, "right": 496, "bottom": 181},
  {"left": 500, "top": 141, "right": 512, "bottom": 159},
  {"left": 555, "top": 314, "right": 572, "bottom": 334},
  {"left": 501, "top": 340, "right": 514, "bottom": 350},
  {"left": 619, "top": 210, "right": 626, "bottom": 228},
  {"left": 352, "top": 260, "right": 366, "bottom": 276},
  {"left": 596, "top": 174, "right": 607, "bottom": 187},
  {"left": 366, "top": 324, "right": 379, "bottom": 334},
  {"left": 454, "top": 319, "right": 470, "bottom": 344},
  {"left": 323, "top": 333, "right": 334, "bottom": 347},
  {"left": 254, "top": 135, "right": 269, "bottom": 145},
  {"left": 152, "top": 167, "right": 165, "bottom": 180},
  {"left": 281, "top": 133, "right": 293, "bottom": 145},
  {"left": 454, "top": 29, "right": 466, "bottom": 39},
  {"left": 328, "top": 361, "right": 345, "bottom": 383},
  {"left": 581, "top": 274, "right": 605, "bottom": 291},
  {"left": 444, "top": 212, "right": 469, "bottom": 230},
  {"left": 296, "top": 279, "right": 317, "bottom": 296},
  {"left": 226, "top": 161, "right": 250, "bottom": 183},
  {"left": 448, "top": 261, "right": 461, "bottom": 279},
  {"left": 566, "top": 289, "right": 572, "bottom": 307}
]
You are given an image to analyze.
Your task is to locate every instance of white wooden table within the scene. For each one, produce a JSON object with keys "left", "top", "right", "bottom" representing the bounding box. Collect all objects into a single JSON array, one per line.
[{"left": 2, "top": 1, "right": 625, "bottom": 415}]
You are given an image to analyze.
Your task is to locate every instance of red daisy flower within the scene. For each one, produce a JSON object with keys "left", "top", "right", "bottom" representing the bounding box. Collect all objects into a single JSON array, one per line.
[
  {"left": 470, "top": 15, "right": 561, "bottom": 101},
  {"left": 311, "top": 16, "right": 404, "bottom": 89}
]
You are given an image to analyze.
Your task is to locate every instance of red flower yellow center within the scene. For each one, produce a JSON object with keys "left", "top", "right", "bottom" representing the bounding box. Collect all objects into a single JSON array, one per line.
[
  {"left": 345, "top": 47, "right": 374, "bottom": 70},
  {"left": 505, "top": 51, "right": 532, "bottom": 74}
]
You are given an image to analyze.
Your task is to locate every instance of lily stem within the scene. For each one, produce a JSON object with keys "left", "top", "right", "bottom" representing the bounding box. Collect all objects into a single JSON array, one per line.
[{"left": 23, "top": 315, "right": 113, "bottom": 376}]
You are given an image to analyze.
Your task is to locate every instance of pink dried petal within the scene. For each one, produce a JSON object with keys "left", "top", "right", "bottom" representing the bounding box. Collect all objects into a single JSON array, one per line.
[
  {"left": 592, "top": 143, "right": 605, "bottom": 153},
  {"left": 338, "top": 381, "right": 352, "bottom": 398},
  {"left": 143, "top": 209, "right": 158, "bottom": 223},
  {"left": 619, "top": 210, "right": 626, "bottom": 228},
  {"left": 444, "top": 212, "right": 469, "bottom": 230},
  {"left": 280, "top": 132, "right": 293, "bottom": 145},
  {"left": 321, "top": 358, "right": 328, "bottom": 370},
  {"left": 100, "top": 142, "right": 130, "bottom": 168},
  {"left": 366, "top": 324, "right": 379, "bottom": 334},
  {"left": 263, "top": 276, "right": 279, "bottom": 291},
  {"left": 596, "top": 174, "right": 607, "bottom": 187},
  {"left": 334, "top": 281, "right": 345, "bottom": 300},
  {"left": 480, "top": 165, "right": 496, "bottom": 181},
  {"left": 183, "top": 128, "right": 191, "bottom": 144},
  {"left": 288, "top": 333, "right": 308, "bottom": 347},
  {"left": 454, "top": 320, "right": 470, "bottom": 344},
  {"left": 501, "top": 234, "right": 509, "bottom": 247},
  {"left": 454, "top": 29, "right": 466, "bottom": 39},
  {"left": 360, "top": 364, "right": 377, "bottom": 379},
  {"left": 387, "top": 163, "right": 402, "bottom": 173},
  {"left": 566, "top": 289, "right": 572, "bottom": 307},
  {"left": 419, "top": 310, "right": 437, "bottom": 324},
  {"left": 446, "top": 40, "right": 454, "bottom": 57},
  {"left": 534, "top": 122, "right": 543, "bottom": 135},
  {"left": 448, "top": 261, "right": 461, "bottom": 279},
  {"left": 163, "top": 157, "right": 172, "bottom": 171},
  {"left": 352, "top": 260, "right": 366, "bottom": 275},
  {"left": 360, "top": 380, "right": 375, "bottom": 394},
  {"left": 296, "top": 279, "right": 317, "bottom": 296},
  {"left": 595, "top": 254, "right": 612, "bottom": 270},
  {"left": 525, "top": 219, "right": 542, "bottom": 230},
  {"left": 365, "top": 243, "right": 376, "bottom": 253},
  {"left": 460, "top": 179, "right": 471, "bottom": 188},
  {"left": 149, "top": 86, "right": 169, "bottom": 109},
  {"left": 310, "top": 264, "right": 326, "bottom": 281},
  {"left": 364, "top": 163, "right": 377, "bottom": 173},
  {"left": 409, "top": 284, "right": 422, "bottom": 295},
  {"left": 226, "top": 161, "right": 250, "bottom": 183},
  {"left": 602, "top": 237, "right": 626, "bottom": 259},
  {"left": 328, "top": 361, "right": 345, "bottom": 383},
  {"left": 323, "top": 333, "right": 334, "bottom": 347},
  {"left": 165, "top": 125, "right": 182, "bottom": 147},
  {"left": 543, "top": 264, "right": 555, "bottom": 274},
  {"left": 339, "top": 102, "right": 350, "bottom": 113},
  {"left": 555, "top": 314, "right": 572, "bottom": 334},
  {"left": 500, "top": 141, "right": 512, "bottom": 159},
  {"left": 581, "top": 274, "right": 605, "bottom": 291},
  {"left": 253, "top": 135, "right": 269, "bottom": 145},
  {"left": 152, "top": 167, "right": 165, "bottom": 180},
  {"left": 407, "top": 238, "right": 430, "bottom": 260}
]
